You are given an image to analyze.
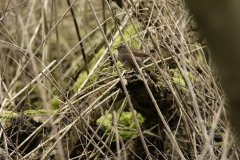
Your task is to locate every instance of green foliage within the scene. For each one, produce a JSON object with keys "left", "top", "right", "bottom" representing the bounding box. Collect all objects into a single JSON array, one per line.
[
  {"left": 214, "top": 142, "right": 223, "bottom": 147},
  {"left": 24, "top": 109, "right": 57, "bottom": 115},
  {"left": 113, "top": 23, "right": 141, "bottom": 47},
  {"left": 51, "top": 96, "right": 60, "bottom": 109},
  {"left": 170, "top": 68, "right": 199, "bottom": 87},
  {"left": 0, "top": 111, "right": 18, "bottom": 118},
  {"left": 73, "top": 45, "right": 106, "bottom": 92},
  {"left": 96, "top": 110, "right": 145, "bottom": 140}
]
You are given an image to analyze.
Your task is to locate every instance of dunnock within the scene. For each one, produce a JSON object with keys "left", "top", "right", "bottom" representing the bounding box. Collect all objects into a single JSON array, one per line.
[{"left": 117, "top": 44, "right": 149, "bottom": 69}]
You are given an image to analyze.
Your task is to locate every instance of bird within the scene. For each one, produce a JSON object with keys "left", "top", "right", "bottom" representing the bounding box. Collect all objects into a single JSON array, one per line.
[{"left": 117, "top": 44, "right": 149, "bottom": 69}]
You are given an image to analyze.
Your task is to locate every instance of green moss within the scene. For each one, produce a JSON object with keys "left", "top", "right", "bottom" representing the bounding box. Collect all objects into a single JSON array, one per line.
[
  {"left": 51, "top": 96, "right": 60, "bottom": 109},
  {"left": 112, "top": 23, "right": 141, "bottom": 47},
  {"left": 96, "top": 110, "right": 145, "bottom": 140},
  {"left": 170, "top": 68, "right": 199, "bottom": 87},
  {"left": 118, "top": 129, "right": 135, "bottom": 139},
  {"left": 214, "top": 141, "right": 222, "bottom": 146},
  {"left": 0, "top": 109, "right": 56, "bottom": 119},
  {"left": 206, "top": 121, "right": 212, "bottom": 127},
  {"left": 73, "top": 46, "right": 106, "bottom": 91},
  {"left": 172, "top": 77, "right": 186, "bottom": 86},
  {"left": 0, "top": 111, "right": 18, "bottom": 118},
  {"left": 24, "top": 109, "right": 57, "bottom": 115}
]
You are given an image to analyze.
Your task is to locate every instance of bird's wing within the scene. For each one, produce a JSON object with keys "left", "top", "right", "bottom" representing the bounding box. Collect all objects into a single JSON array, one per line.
[{"left": 130, "top": 48, "right": 149, "bottom": 57}]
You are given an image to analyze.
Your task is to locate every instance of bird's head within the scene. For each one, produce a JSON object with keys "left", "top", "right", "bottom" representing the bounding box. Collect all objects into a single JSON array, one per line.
[{"left": 117, "top": 44, "right": 128, "bottom": 53}]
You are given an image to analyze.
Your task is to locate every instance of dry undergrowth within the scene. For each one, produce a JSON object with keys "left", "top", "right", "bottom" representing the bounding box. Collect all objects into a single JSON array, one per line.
[{"left": 0, "top": 0, "right": 239, "bottom": 159}]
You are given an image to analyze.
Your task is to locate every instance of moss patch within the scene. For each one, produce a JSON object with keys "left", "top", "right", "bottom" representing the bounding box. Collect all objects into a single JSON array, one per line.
[{"left": 96, "top": 110, "right": 145, "bottom": 140}]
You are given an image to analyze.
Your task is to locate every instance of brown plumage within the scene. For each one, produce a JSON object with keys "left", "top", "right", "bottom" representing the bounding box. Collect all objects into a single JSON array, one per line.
[{"left": 117, "top": 44, "right": 149, "bottom": 69}]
